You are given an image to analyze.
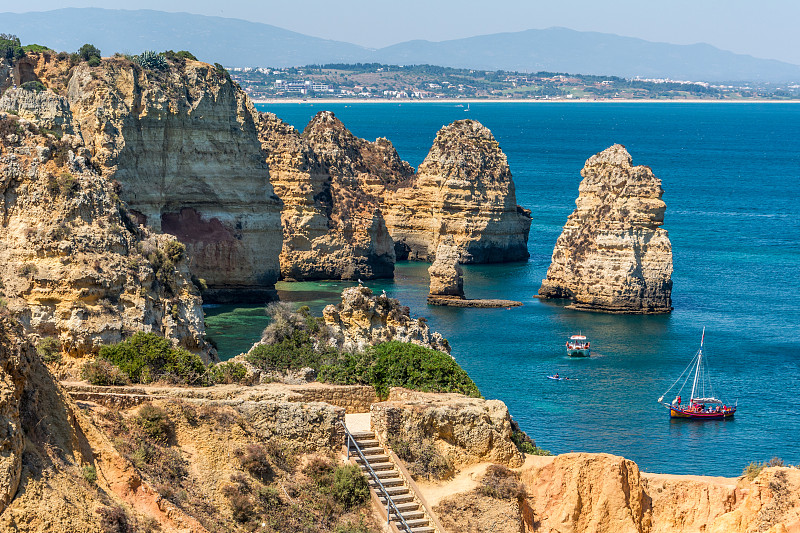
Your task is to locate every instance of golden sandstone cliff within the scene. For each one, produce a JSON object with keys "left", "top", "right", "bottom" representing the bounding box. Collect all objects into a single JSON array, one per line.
[
  {"left": 385, "top": 119, "right": 531, "bottom": 263},
  {"left": 258, "top": 111, "right": 409, "bottom": 281},
  {"left": 0, "top": 88, "right": 208, "bottom": 358},
  {"left": 539, "top": 144, "right": 673, "bottom": 314},
  {"left": 63, "top": 57, "right": 283, "bottom": 303}
]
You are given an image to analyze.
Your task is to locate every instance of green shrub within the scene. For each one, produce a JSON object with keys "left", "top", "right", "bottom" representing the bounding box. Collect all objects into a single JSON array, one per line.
[
  {"left": 78, "top": 43, "right": 101, "bottom": 62},
  {"left": 81, "top": 359, "right": 130, "bottom": 386},
  {"left": 256, "top": 486, "right": 282, "bottom": 511},
  {"left": 0, "top": 34, "right": 23, "bottom": 61},
  {"left": 320, "top": 341, "right": 480, "bottom": 398},
  {"left": 133, "top": 50, "right": 167, "bottom": 70},
  {"left": 135, "top": 404, "right": 171, "bottom": 443},
  {"left": 222, "top": 483, "right": 254, "bottom": 523},
  {"left": 98, "top": 332, "right": 206, "bottom": 385},
  {"left": 743, "top": 461, "right": 764, "bottom": 481},
  {"left": 334, "top": 519, "right": 372, "bottom": 533},
  {"left": 164, "top": 49, "right": 197, "bottom": 62},
  {"left": 511, "top": 426, "right": 551, "bottom": 455},
  {"left": 82, "top": 464, "right": 98, "bottom": 484},
  {"left": 36, "top": 336, "right": 61, "bottom": 364},
  {"left": 87, "top": 56, "right": 100, "bottom": 67},
  {"left": 209, "top": 361, "right": 248, "bottom": 384},
  {"left": 330, "top": 465, "right": 369, "bottom": 511},
  {"left": 20, "top": 80, "right": 46, "bottom": 93},
  {"left": 22, "top": 44, "right": 49, "bottom": 53}
]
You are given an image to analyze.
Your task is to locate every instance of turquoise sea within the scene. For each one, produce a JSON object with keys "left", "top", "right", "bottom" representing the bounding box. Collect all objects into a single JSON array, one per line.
[{"left": 206, "top": 102, "right": 800, "bottom": 476}]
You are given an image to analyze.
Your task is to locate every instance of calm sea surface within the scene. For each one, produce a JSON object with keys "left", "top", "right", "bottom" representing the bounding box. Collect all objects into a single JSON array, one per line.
[{"left": 205, "top": 102, "right": 800, "bottom": 476}]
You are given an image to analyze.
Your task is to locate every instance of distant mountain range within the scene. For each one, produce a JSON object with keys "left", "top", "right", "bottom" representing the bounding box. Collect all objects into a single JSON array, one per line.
[{"left": 3, "top": 8, "right": 799, "bottom": 83}]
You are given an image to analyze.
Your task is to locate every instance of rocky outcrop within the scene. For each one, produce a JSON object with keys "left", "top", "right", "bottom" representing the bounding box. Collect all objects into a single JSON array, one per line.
[
  {"left": 371, "top": 388, "right": 524, "bottom": 468},
  {"left": 538, "top": 144, "right": 673, "bottom": 313},
  {"left": 323, "top": 286, "right": 451, "bottom": 354},
  {"left": 516, "top": 453, "right": 800, "bottom": 533},
  {"left": 0, "top": 95, "right": 209, "bottom": 358},
  {"left": 258, "top": 111, "right": 409, "bottom": 281},
  {"left": 60, "top": 56, "right": 282, "bottom": 302},
  {"left": 428, "top": 236, "right": 464, "bottom": 299},
  {"left": 385, "top": 119, "right": 531, "bottom": 263}
]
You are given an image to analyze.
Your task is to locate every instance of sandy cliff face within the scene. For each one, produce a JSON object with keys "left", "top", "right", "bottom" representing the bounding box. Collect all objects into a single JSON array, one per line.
[
  {"left": 0, "top": 92, "right": 208, "bottom": 357},
  {"left": 62, "top": 57, "right": 282, "bottom": 302},
  {"left": 258, "top": 111, "right": 409, "bottom": 280},
  {"left": 385, "top": 119, "right": 531, "bottom": 263},
  {"left": 428, "top": 235, "right": 465, "bottom": 298},
  {"left": 538, "top": 144, "right": 673, "bottom": 313}
]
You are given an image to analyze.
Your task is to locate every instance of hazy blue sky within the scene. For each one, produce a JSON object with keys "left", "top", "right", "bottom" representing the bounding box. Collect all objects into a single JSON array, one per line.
[{"left": 6, "top": 0, "right": 799, "bottom": 65}]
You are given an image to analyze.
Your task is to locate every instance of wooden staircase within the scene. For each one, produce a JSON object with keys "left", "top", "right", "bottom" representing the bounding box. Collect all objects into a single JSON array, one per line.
[{"left": 344, "top": 426, "right": 441, "bottom": 533}]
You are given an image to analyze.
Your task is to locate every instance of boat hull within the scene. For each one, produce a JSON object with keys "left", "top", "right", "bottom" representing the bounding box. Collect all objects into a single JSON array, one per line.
[
  {"left": 667, "top": 406, "right": 736, "bottom": 419},
  {"left": 567, "top": 348, "right": 590, "bottom": 357}
]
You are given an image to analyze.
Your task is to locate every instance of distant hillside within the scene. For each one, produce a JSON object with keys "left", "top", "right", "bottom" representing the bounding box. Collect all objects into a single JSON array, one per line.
[
  {"left": 3, "top": 8, "right": 800, "bottom": 83},
  {"left": 0, "top": 8, "right": 372, "bottom": 67},
  {"left": 376, "top": 28, "right": 800, "bottom": 83}
]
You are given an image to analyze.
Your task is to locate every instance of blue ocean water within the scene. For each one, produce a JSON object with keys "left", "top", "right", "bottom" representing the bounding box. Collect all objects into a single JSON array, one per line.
[{"left": 206, "top": 102, "right": 800, "bottom": 476}]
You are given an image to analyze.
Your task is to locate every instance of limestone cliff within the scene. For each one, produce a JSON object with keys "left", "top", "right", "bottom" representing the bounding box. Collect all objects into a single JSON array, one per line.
[
  {"left": 61, "top": 56, "right": 282, "bottom": 302},
  {"left": 539, "top": 144, "right": 673, "bottom": 313},
  {"left": 258, "top": 111, "right": 408, "bottom": 280},
  {"left": 0, "top": 93, "right": 208, "bottom": 358},
  {"left": 323, "top": 286, "right": 450, "bottom": 353},
  {"left": 371, "top": 388, "right": 524, "bottom": 469},
  {"left": 385, "top": 119, "right": 531, "bottom": 263}
]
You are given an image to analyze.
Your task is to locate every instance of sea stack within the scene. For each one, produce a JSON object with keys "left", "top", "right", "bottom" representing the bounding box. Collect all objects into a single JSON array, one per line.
[
  {"left": 427, "top": 237, "right": 465, "bottom": 302},
  {"left": 538, "top": 144, "right": 673, "bottom": 313},
  {"left": 385, "top": 119, "right": 531, "bottom": 263},
  {"left": 258, "top": 111, "right": 411, "bottom": 281}
]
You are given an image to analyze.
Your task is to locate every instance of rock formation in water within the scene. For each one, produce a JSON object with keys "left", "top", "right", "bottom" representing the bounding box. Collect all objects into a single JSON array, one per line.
[
  {"left": 427, "top": 236, "right": 465, "bottom": 300},
  {"left": 39, "top": 54, "right": 283, "bottom": 303},
  {"left": 0, "top": 89, "right": 209, "bottom": 358},
  {"left": 384, "top": 119, "right": 531, "bottom": 263},
  {"left": 538, "top": 144, "right": 673, "bottom": 313},
  {"left": 323, "top": 286, "right": 450, "bottom": 353},
  {"left": 258, "top": 111, "right": 410, "bottom": 281}
]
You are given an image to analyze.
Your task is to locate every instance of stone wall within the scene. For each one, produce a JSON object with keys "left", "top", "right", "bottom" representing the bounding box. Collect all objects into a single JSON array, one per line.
[{"left": 287, "top": 384, "right": 378, "bottom": 414}]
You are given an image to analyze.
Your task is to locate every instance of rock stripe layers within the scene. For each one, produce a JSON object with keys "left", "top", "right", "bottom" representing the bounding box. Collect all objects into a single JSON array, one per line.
[{"left": 539, "top": 144, "right": 673, "bottom": 313}]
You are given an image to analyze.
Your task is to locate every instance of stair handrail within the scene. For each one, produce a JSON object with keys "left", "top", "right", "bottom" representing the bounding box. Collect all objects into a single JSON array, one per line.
[{"left": 341, "top": 421, "right": 413, "bottom": 531}]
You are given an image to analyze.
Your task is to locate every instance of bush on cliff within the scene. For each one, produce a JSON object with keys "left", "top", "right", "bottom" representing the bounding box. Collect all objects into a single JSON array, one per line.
[
  {"left": 0, "top": 34, "right": 24, "bottom": 61},
  {"left": 98, "top": 332, "right": 206, "bottom": 385},
  {"left": 77, "top": 43, "right": 101, "bottom": 63},
  {"left": 319, "top": 341, "right": 481, "bottom": 398}
]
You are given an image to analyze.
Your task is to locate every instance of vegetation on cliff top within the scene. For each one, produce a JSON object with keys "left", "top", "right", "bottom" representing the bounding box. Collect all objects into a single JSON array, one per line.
[{"left": 246, "top": 303, "right": 480, "bottom": 398}]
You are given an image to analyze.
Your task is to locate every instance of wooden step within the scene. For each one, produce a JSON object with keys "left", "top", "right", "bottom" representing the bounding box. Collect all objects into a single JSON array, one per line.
[
  {"left": 350, "top": 431, "right": 374, "bottom": 439},
  {"left": 392, "top": 510, "right": 424, "bottom": 521},
  {"left": 380, "top": 485, "right": 410, "bottom": 496},
  {"left": 378, "top": 492, "right": 414, "bottom": 504},
  {"left": 353, "top": 438, "right": 380, "bottom": 447},
  {"left": 354, "top": 454, "right": 389, "bottom": 464},
  {"left": 372, "top": 469, "right": 400, "bottom": 479},
  {"left": 357, "top": 446, "right": 385, "bottom": 456},
  {"left": 393, "top": 502, "right": 421, "bottom": 513},
  {"left": 368, "top": 476, "right": 404, "bottom": 487},
  {"left": 397, "top": 525, "right": 434, "bottom": 533},
  {"left": 358, "top": 461, "right": 394, "bottom": 471}
]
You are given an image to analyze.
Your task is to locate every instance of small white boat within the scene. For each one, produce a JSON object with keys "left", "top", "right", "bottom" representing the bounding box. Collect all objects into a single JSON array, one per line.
[{"left": 566, "top": 334, "right": 590, "bottom": 357}]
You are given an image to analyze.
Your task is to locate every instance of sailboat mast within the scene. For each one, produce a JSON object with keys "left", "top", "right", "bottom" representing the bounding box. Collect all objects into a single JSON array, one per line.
[{"left": 690, "top": 328, "right": 705, "bottom": 401}]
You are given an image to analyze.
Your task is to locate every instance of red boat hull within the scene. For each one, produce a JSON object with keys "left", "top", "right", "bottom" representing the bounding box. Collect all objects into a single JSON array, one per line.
[{"left": 668, "top": 406, "right": 736, "bottom": 419}]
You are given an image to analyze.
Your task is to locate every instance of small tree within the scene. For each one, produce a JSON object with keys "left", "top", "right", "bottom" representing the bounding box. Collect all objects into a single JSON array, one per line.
[
  {"left": 78, "top": 43, "right": 101, "bottom": 62},
  {"left": 0, "top": 34, "right": 23, "bottom": 61}
]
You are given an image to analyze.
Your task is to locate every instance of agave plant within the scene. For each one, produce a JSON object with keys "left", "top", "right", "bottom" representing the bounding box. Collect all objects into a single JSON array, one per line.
[{"left": 133, "top": 50, "right": 167, "bottom": 70}]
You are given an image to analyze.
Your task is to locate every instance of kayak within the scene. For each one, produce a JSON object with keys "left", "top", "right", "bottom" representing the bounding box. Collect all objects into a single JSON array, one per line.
[{"left": 547, "top": 375, "right": 575, "bottom": 381}]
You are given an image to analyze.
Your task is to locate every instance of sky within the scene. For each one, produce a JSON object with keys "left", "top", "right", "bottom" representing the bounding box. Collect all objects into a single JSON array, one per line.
[{"left": 5, "top": 0, "right": 800, "bottom": 65}]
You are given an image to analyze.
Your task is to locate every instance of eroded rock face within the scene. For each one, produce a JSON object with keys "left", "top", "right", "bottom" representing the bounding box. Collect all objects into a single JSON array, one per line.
[
  {"left": 323, "top": 286, "right": 450, "bottom": 354},
  {"left": 371, "top": 388, "right": 524, "bottom": 468},
  {"left": 0, "top": 101, "right": 209, "bottom": 358},
  {"left": 63, "top": 58, "right": 282, "bottom": 302},
  {"left": 385, "top": 119, "right": 531, "bottom": 263},
  {"left": 258, "top": 111, "right": 408, "bottom": 280},
  {"left": 428, "top": 236, "right": 464, "bottom": 298},
  {"left": 539, "top": 144, "right": 673, "bottom": 313}
]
